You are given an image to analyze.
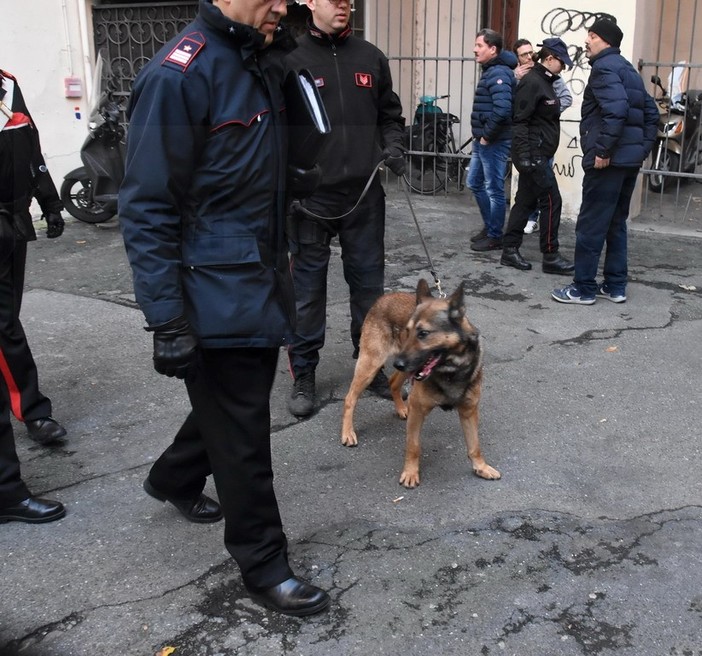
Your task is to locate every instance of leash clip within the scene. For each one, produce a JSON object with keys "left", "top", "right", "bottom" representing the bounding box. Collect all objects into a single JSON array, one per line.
[{"left": 431, "top": 273, "right": 445, "bottom": 298}]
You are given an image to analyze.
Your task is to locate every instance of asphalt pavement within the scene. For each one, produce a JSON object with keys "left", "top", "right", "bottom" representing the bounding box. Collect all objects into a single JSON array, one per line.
[{"left": 1, "top": 186, "right": 701, "bottom": 656}]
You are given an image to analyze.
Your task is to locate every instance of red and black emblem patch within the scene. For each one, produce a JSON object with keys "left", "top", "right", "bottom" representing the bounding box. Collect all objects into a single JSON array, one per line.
[{"left": 355, "top": 72, "right": 373, "bottom": 88}]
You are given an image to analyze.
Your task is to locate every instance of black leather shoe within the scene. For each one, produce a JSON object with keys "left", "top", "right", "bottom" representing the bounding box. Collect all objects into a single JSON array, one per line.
[
  {"left": 143, "top": 478, "right": 223, "bottom": 523},
  {"left": 25, "top": 417, "right": 67, "bottom": 444},
  {"left": 542, "top": 252, "right": 575, "bottom": 274},
  {"left": 0, "top": 497, "right": 66, "bottom": 524},
  {"left": 500, "top": 247, "right": 532, "bottom": 270},
  {"left": 246, "top": 576, "right": 330, "bottom": 617}
]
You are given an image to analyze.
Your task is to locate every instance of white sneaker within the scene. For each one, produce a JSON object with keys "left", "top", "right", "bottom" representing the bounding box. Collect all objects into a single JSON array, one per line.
[{"left": 524, "top": 219, "right": 538, "bottom": 234}]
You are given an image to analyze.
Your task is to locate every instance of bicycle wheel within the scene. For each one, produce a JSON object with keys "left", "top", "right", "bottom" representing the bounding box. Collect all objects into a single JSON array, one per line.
[{"left": 403, "top": 156, "right": 445, "bottom": 194}]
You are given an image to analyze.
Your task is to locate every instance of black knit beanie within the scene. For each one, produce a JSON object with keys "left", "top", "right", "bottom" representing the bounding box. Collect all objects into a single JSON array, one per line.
[{"left": 589, "top": 19, "right": 623, "bottom": 48}]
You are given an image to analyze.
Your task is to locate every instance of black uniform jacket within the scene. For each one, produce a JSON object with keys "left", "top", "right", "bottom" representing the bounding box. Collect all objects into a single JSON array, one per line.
[
  {"left": 0, "top": 70, "right": 62, "bottom": 241},
  {"left": 284, "top": 22, "right": 405, "bottom": 187},
  {"left": 511, "top": 62, "right": 561, "bottom": 164}
]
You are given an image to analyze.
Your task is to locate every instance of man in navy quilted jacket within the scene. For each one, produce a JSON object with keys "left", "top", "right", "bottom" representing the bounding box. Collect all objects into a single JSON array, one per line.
[
  {"left": 552, "top": 18, "right": 658, "bottom": 305},
  {"left": 467, "top": 29, "right": 517, "bottom": 252}
]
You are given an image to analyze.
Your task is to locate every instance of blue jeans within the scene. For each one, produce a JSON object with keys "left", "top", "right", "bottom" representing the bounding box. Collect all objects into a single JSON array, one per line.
[
  {"left": 574, "top": 166, "right": 638, "bottom": 297},
  {"left": 466, "top": 139, "right": 510, "bottom": 239}
]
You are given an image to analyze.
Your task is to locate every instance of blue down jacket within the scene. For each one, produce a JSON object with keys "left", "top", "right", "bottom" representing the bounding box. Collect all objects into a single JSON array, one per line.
[
  {"left": 470, "top": 50, "right": 518, "bottom": 142},
  {"left": 119, "top": 0, "right": 296, "bottom": 348},
  {"left": 580, "top": 47, "right": 659, "bottom": 170}
]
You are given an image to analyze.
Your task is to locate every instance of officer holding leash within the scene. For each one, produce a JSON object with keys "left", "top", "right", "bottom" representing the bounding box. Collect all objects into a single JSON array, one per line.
[{"left": 284, "top": 0, "right": 406, "bottom": 419}]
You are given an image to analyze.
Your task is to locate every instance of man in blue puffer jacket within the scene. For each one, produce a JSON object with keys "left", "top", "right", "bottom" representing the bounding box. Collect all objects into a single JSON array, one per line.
[
  {"left": 467, "top": 29, "right": 517, "bottom": 252},
  {"left": 552, "top": 18, "right": 658, "bottom": 305}
]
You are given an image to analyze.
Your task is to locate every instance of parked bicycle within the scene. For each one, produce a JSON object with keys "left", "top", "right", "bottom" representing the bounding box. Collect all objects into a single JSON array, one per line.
[{"left": 403, "top": 94, "right": 472, "bottom": 194}]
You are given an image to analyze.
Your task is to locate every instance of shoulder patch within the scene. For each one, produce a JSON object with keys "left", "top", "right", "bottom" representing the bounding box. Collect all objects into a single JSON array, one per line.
[{"left": 162, "top": 32, "right": 206, "bottom": 72}]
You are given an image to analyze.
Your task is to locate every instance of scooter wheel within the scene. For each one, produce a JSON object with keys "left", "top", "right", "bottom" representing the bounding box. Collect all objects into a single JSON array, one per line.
[
  {"left": 60, "top": 174, "right": 115, "bottom": 223},
  {"left": 648, "top": 150, "right": 680, "bottom": 193}
]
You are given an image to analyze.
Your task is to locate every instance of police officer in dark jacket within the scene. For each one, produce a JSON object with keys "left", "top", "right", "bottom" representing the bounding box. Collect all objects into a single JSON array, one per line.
[
  {"left": 119, "top": 0, "right": 329, "bottom": 616},
  {"left": 284, "top": 0, "right": 406, "bottom": 418},
  {"left": 552, "top": 18, "right": 658, "bottom": 305},
  {"left": 501, "top": 38, "right": 575, "bottom": 274},
  {"left": 0, "top": 69, "right": 67, "bottom": 524}
]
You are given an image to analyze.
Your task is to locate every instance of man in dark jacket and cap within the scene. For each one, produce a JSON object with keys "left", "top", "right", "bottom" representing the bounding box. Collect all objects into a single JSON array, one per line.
[
  {"left": 500, "top": 37, "right": 575, "bottom": 274},
  {"left": 552, "top": 17, "right": 658, "bottom": 305},
  {"left": 467, "top": 28, "right": 517, "bottom": 252}
]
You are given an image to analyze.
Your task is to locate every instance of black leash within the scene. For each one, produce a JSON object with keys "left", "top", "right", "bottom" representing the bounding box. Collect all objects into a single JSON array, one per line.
[
  {"left": 292, "top": 161, "right": 384, "bottom": 221},
  {"left": 399, "top": 176, "right": 445, "bottom": 297},
  {"left": 292, "top": 160, "right": 445, "bottom": 297}
]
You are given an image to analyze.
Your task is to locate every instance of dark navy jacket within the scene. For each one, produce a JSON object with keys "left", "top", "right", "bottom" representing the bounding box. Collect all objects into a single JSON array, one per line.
[
  {"left": 119, "top": 0, "right": 296, "bottom": 348},
  {"left": 580, "top": 47, "right": 659, "bottom": 170},
  {"left": 470, "top": 50, "right": 518, "bottom": 143}
]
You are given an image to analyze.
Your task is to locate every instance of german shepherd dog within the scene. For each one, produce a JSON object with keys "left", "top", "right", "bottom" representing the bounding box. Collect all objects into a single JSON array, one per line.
[{"left": 341, "top": 279, "right": 501, "bottom": 488}]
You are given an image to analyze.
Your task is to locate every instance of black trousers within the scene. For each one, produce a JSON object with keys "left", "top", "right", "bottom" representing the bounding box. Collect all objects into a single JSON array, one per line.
[
  {"left": 0, "top": 240, "right": 52, "bottom": 423},
  {"left": 503, "top": 166, "right": 562, "bottom": 254},
  {"left": 0, "top": 404, "right": 31, "bottom": 505},
  {"left": 287, "top": 177, "right": 386, "bottom": 374},
  {"left": 147, "top": 347, "right": 293, "bottom": 589},
  {"left": 0, "top": 239, "right": 49, "bottom": 506}
]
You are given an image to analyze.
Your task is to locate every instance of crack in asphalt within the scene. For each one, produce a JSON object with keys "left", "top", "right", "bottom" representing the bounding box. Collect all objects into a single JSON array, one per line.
[{"left": 87, "top": 506, "right": 700, "bottom": 656}]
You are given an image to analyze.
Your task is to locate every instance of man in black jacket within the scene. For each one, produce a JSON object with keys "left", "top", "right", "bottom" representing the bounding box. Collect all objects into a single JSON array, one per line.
[
  {"left": 119, "top": 0, "right": 328, "bottom": 616},
  {"left": 552, "top": 18, "right": 658, "bottom": 305},
  {"left": 0, "top": 69, "right": 66, "bottom": 524},
  {"left": 284, "top": 0, "right": 406, "bottom": 418},
  {"left": 500, "top": 38, "right": 574, "bottom": 274}
]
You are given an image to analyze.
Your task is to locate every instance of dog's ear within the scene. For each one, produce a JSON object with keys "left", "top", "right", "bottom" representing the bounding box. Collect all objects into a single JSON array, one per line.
[
  {"left": 416, "top": 278, "right": 433, "bottom": 303},
  {"left": 448, "top": 282, "right": 466, "bottom": 323}
]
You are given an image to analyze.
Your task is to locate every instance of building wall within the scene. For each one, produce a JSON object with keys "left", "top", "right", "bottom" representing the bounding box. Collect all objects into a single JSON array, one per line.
[
  {"left": 515, "top": 1, "right": 647, "bottom": 220},
  {"left": 2, "top": 0, "right": 93, "bottom": 184}
]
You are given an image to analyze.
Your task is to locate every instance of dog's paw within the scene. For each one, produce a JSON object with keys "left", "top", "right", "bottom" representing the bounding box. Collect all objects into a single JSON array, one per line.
[
  {"left": 341, "top": 431, "right": 358, "bottom": 447},
  {"left": 399, "top": 469, "right": 420, "bottom": 488},
  {"left": 395, "top": 404, "right": 408, "bottom": 420},
  {"left": 474, "top": 464, "right": 501, "bottom": 480}
]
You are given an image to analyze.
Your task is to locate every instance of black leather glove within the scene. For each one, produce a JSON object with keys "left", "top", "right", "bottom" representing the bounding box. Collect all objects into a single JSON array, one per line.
[
  {"left": 383, "top": 145, "right": 407, "bottom": 176},
  {"left": 149, "top": 316, "right": 198, "bottom": 379},
  {"left": 44, "top": 212, "right": 65, "bottom": 238},
  {"left": 515, "top": 158, "right": 537, "bottom": 174},
  {"left": 287, "top": 163, "right": 322, "bottom": 199}
]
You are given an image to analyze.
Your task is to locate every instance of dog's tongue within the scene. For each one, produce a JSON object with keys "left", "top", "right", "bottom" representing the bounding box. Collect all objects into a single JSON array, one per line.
[{"left": 417, "top": 354, "right": 441, "bottom": 380}]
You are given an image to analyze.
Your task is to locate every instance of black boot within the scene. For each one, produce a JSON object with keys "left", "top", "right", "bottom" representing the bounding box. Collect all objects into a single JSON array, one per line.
[
  {"left": 500, "top": 247, "right": 532, "bottom": 270},
  {"left": 288, "top": 370, "right": 316, "bottom": 418},
  {"left": 542, "top": 252, "right": 575, "bottom": 274}
]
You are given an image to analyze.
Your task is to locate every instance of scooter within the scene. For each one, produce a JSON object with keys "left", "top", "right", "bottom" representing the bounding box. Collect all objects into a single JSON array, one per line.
[
  {"left": 648, "top": 74, "right": 702, "bottom": 193},
  {"left": 61, "top": 56, "right": 125, "bottom": 223}
]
